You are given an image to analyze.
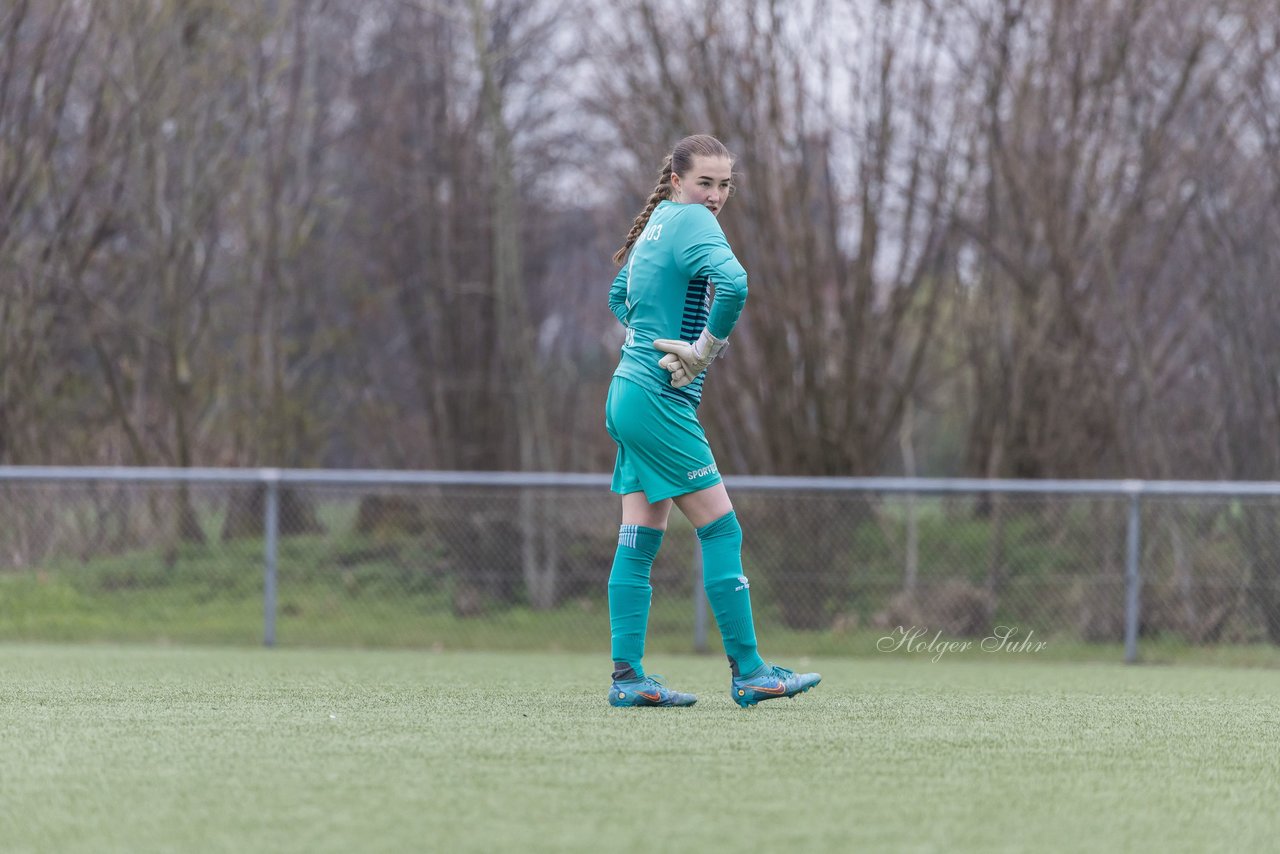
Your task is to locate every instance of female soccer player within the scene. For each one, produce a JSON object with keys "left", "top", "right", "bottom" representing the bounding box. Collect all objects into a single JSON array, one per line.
[{"left": 604, "top": 134, "right": 821, "bottom": 708}]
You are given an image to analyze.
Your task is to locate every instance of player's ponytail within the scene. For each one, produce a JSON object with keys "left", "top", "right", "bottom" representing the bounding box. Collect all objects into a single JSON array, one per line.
[
  {"left": 612, "top": 135, "right": 734, "bottom": 266},
  {"left": 612, "top": 155, "right": 673, "bottom": 265}
]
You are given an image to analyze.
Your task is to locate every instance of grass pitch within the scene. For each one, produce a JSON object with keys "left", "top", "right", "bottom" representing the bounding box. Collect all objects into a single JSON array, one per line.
[{"left": 3, "top": 645, "right": 1280, "bottom": 853}]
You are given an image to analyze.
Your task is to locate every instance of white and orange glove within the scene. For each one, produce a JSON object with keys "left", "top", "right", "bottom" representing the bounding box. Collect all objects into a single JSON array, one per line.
[{"left": 653, "top": 328, "right": 729, "bottom": 389}]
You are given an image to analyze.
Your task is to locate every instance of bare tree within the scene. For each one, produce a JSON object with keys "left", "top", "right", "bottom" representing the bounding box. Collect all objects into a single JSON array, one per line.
[
  {"left": 0, "top": 0, "right": 128, "bottom": 464},
  {"left": 958, "top": 0, "right": 1247, "bottom": 480}
]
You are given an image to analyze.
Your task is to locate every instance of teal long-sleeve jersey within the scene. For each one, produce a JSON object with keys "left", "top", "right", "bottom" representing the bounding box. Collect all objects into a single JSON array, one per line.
[{"left": 608, "top": 200, "right": 749, "bottom": 407}]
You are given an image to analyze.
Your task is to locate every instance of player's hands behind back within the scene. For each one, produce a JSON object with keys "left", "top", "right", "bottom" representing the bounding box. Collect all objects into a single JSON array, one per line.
[{"left": 653, "top": 328, "right": 728, "bottom": 389}]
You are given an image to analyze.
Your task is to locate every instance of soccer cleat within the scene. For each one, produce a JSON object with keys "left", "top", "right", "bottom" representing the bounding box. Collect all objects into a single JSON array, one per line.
[
  {"left": 608, "top": 675, "right": 697, "bottom": 708},
  {"left": 731, "top": 663, "right": 821, "bottom": 708}
]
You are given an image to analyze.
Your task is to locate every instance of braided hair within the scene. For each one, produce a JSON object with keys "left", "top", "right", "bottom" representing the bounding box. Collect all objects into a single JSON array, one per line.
[{"left": 612, "top": 134, "right": 734, "bottom": 265}]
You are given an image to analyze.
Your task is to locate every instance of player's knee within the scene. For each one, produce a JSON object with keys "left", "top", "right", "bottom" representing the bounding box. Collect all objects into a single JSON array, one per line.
[{"left": 695, "top": 510, "right": 742, "bottom": 547}]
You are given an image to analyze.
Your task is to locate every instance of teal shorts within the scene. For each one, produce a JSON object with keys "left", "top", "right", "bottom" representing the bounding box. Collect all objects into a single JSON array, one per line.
[{"left": 605, "top": 376, "right": 722, "bottom": 502}]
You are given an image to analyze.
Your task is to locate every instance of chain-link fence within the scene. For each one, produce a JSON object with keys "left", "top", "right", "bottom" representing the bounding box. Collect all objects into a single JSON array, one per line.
[{"left": 4, "top": 468, "right": 1280, "bottom": 663}]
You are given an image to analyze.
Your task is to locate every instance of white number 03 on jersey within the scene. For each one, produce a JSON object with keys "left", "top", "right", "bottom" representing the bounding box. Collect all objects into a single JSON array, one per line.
[{"left": 625, "top": 222, "right": 664, "bottom": 306}]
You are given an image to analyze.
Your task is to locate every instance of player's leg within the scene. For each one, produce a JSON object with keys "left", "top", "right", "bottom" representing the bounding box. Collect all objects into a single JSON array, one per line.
[
  {"left": 608, "top": 491, "right": 671, "bottom": 682},
  {"left": 621, "top": 491, "right": 673, "bottom": 528},
  {"left": 673, "top": 483, "right": 764, "bottom": 677},
  {"left": 604, "top": 378, "right": 694, "bottom": 707},
  {"left": 606, "top": 491, "right": 695, "bottom": 707},
  {"left": 675, "top": 482, "right": 822, "bottom": 707}
]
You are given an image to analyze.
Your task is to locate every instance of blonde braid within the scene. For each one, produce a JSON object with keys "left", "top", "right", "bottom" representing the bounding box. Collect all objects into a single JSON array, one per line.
[{"left": 612, "top": 155, "right": 674, "bottom": 265}]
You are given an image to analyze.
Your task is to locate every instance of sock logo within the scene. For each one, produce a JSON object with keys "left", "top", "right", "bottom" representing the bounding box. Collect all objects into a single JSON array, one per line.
[{"left": 735, "top": 575, "right": 750, "bottom": 591}]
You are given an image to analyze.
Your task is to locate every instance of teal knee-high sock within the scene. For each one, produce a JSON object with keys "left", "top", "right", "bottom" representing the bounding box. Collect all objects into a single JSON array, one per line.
[
  {"left": 608, "top": 524, "right": 663, "bottom": 681},
  {"left": 696, "top": 511, "right": 765, "bottom": 677}
]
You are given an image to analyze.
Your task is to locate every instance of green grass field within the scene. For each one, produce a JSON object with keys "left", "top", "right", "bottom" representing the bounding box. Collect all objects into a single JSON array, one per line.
[
  {"left": 11, "top": 531, "right": 1280, "bottom": 667},
  {"left": 3, "top": 644, "right": 1280, "bottom": 853}
]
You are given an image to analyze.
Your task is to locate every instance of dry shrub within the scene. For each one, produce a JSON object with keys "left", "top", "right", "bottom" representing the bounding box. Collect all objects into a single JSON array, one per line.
[
  {"left": 874, "top": 581, "right": 997, "bottom": 638},
  {"left": 1142, "top": 583, "right": 1240, "bottom": 645},
  {"left": 355, "top": 495, "right": 426, "bottom": 536},
  {"left": 1074, "top": 578, "right": 1125, "bottom": 642}
]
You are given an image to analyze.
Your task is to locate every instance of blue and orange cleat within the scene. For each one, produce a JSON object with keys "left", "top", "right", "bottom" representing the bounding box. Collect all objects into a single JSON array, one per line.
[
  {"left": 608, "top": 675, "right": 697, "bottom": 708},
  {"left": 731, "top": 663, "right": 821, "bottom": 708}
]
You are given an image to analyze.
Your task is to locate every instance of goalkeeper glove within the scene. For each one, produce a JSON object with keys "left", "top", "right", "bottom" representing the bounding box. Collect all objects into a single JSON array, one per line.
[{"left": 653, "top": 328, "right": 729, "bottom": 389}]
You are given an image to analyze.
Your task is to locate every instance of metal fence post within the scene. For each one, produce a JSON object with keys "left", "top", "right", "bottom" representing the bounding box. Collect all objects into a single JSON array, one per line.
[
  {"left": 263, "top": 470, "right": 280, "bottom": 648},
  {"left": 1124, "top": 488, "right": 1142, "bottom": 664},
  {"left": 694, "top": 541, "right": 708, "bottom": 653}
]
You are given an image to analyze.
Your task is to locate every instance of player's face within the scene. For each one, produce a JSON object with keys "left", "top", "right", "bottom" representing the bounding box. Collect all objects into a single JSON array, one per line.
[{"left": 671, "top": 155, "right": 733, "bottom": 217}]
